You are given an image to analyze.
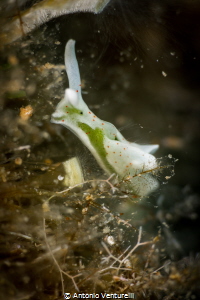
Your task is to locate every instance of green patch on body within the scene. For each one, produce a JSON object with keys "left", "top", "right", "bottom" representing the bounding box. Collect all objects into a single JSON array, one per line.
[
  {"left": 52, "top": 107, "right": 82, "bottom": 122},
  {"left": 65, "top": 107, "right": 81, "bottom": 114},
  {"left": 78, "top": 122, "right": 116, "bottom": 174}
]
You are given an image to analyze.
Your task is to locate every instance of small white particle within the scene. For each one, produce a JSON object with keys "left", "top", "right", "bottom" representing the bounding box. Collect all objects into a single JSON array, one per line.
[
  {"left": 58, "top": 175, "right": 64, "bottom": 181},
  {"left": 82, "top": 207, "right": 88, "bottom": 215},
  {"left": 162, "top": 71, "right": 167, "bottom": 77},
  {"left": 106, "top": 235, "right": 115, "bottom": 246}
]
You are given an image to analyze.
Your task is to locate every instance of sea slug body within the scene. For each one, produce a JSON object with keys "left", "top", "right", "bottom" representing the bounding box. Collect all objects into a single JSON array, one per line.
[{"left": 51, "top": 40, "right": 159, "bottom": 197}]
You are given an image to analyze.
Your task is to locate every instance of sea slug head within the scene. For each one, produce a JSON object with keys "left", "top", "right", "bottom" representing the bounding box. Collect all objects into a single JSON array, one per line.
[{"left": 51, "top": 88, "right": 88, "bottom": 127}]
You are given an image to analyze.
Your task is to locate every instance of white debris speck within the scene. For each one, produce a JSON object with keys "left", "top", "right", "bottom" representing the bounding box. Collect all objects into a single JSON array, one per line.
[
  {"left": 162, "top": 222, "right": 169, "bottom": 228},
  {"left": 162, "top": 71, "right": 167, "bottom": 77},
  {"left": 106, "top": 235, "right": 115, "bottom": 246},
  {"left": 168, "top": 154, "right": 172, "bottom": 159},
  {"left": 58, "top": 175, "right": 64, "bottom": 181},
  {"left": 82, "top": 207, "right": 88, "bottom": 215}
]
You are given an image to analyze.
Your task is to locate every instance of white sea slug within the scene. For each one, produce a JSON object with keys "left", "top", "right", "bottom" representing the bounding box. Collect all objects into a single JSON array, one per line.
[{"left": 51, "top": 40, "right": 159, "bottom": 197}]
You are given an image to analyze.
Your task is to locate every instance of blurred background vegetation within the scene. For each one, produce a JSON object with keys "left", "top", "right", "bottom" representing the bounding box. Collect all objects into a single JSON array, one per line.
[{"left": 0, "top": 0, "right": 200, "bottom": 299}]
